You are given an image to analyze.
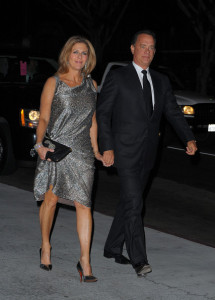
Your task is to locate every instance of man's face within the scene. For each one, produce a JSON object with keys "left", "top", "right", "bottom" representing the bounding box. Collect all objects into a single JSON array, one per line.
[{"left": 130, "top": 33, "right": 156, "bottom": 69}]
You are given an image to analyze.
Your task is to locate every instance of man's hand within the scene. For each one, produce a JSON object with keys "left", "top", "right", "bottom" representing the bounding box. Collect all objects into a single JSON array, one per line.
[
  {"left": 103, "top": 150, "right": 114, "bottom": 167},
  {"left": 186, "top": 140, "right": 197, "bottom": 155}
]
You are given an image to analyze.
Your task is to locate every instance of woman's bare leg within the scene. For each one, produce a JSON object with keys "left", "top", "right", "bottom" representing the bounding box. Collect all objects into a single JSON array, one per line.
[
  {"left": 39, "top": 185, "right": 58, "bottom": 265},
  {"left": 75, "top": 201, "right": 93, "bottom": 275}
]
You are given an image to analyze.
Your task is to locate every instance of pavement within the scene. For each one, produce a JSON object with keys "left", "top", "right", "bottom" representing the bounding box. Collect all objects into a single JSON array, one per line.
[{"left": 1, "top": 181, "right": 215, "bottom": 300}]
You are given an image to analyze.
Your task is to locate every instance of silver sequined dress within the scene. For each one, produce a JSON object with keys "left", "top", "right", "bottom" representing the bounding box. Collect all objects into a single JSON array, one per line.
[{"left": 33, "top": 75, "right": 97, "bottom": 207}]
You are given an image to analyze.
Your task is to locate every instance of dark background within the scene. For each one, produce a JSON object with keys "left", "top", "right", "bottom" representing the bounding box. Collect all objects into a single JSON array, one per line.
[
  {"left": 1, "top": 1, "right": 215, "bottom": 248},
  {"left": 1, "top": 0, "right": 204, "bottom": 90}
]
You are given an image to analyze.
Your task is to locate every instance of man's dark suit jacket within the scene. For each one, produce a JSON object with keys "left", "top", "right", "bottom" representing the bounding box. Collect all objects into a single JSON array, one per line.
[{"left": 97, "top": 63, "right": 195, "bottom": 172}]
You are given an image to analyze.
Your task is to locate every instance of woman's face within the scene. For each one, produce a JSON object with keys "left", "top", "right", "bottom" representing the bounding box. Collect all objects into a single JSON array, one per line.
[{"left": 68, "top": 42, "right": 88, "bottom": 71}]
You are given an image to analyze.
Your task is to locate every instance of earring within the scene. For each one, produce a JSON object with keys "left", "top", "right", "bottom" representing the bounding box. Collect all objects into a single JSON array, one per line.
[
  {"left": 84, "top": 63, "right": 87, "bottom": 70},
  {"left": 67, "top": 61, "right": 69, "bottom": 65}
]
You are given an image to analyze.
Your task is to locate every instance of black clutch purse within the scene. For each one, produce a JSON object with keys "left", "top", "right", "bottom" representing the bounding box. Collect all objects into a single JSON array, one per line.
[{"left": 43, "top": 137, "right": 72, "bottom": 162}]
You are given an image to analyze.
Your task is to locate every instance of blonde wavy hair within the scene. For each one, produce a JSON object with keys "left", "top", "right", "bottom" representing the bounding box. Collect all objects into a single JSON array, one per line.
[{"left": 57, "top": 36, "right": 96, "bottom": 77}]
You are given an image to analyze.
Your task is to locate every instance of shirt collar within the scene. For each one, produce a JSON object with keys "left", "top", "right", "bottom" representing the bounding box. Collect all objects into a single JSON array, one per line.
[{"left": 132, "top": 61, "right": 149, "bottom": 74}]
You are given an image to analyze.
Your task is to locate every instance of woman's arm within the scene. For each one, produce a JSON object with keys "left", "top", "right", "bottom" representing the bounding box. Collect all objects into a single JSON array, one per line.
[
  {"left": 90, "top": 111, "right": 112, "bottom": 166},
  {"left": 90, "top": 112, "right": 100, "bottom": 157},
  {"left": 35, "top": 77, "right": 56, "bottom": 160},
  {"left": 90, "top": 112, "right": 105, "bottom": 164},
  {"left": 90, "top": 79, "right": 103, "bottom": 162}
]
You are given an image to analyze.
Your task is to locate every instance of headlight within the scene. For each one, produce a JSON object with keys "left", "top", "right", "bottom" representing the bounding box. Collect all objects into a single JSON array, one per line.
[
  {"left": 20, "top": 109, "right": 40, "bottom": 128},
  {"left": 182, "top": 106, "right": 195, "bottom": 115}
]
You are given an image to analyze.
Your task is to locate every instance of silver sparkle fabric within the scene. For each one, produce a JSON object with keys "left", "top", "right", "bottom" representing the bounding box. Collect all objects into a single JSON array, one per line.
[{"left": 33, "top": 75, "right": 97, "bottom": 207}]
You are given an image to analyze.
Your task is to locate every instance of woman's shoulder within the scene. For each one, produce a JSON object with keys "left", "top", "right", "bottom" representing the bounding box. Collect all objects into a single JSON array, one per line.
[
  {"left": 42, "top": 76, "right": 58, "bottom": 92},
  {"left": 46, "top": 75, "right": 58, "bottom": 85}
]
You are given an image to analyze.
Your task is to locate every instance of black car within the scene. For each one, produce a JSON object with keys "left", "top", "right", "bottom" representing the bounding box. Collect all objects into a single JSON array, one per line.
[{"left": 0, "top": 53, "right": 58, "bottom": 174}]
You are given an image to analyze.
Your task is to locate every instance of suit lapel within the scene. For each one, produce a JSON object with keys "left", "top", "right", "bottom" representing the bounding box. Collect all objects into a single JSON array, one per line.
[
  {"left": 126, "top": 64, "right": 148, "bottom": 115},
  {"left": 149, "top": 69, "right": 162, "bottom": 116}
]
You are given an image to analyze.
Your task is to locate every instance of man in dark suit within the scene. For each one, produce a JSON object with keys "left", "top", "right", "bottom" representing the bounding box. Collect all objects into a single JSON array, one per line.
[{"left": 96, "top": 29, "right": 197, "bottom": 277}]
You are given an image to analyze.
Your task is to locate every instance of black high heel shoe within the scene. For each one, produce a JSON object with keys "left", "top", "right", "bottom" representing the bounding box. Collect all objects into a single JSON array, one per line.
[
  {"left": 76, "top": 261, "right": 97, "bottom": 283},
  {"left": 39, "top": 248, "right": 52, "bottom": 271}
]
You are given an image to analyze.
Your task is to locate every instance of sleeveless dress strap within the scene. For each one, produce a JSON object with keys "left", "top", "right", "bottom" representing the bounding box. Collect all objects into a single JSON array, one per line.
[
  {"left": 86, "top": 75, "right": 97, "bottom": 92},
  {"left": 53, "top": 75, "right": 60, "bottom": 93}
]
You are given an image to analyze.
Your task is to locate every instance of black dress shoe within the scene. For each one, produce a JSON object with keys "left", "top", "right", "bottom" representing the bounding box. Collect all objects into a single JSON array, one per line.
[
  {"left": 104, "top": 250, "right": 131, "bottom": 264},
  {"left": 135, "top": 264, "right": 152, "bottom": 277}
]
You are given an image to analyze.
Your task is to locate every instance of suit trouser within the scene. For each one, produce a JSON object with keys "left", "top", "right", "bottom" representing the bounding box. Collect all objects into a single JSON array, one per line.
[{"left": 104, "top": 166, "right": 150, "bottom": 267}]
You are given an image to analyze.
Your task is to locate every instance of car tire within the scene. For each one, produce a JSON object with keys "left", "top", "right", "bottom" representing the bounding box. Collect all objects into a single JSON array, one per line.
[{"left": 0, "top": 120, "right": 16, "bottom": 175}]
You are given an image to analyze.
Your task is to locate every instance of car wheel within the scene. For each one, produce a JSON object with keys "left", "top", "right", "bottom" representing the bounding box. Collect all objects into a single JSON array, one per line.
[{"left": 0, "top": 123, "right": 16, "bottom": 175}]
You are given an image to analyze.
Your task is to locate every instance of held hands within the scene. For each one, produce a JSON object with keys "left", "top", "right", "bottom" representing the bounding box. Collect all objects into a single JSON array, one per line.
[
  {"left": 102, "top": 150, "right": 114, "bottom": 167},
  {"left": 94, "top": 150, "right": 114, "bottom": 167},
  {"left": 186, "top": 140, "right": 197, "bottom": 155}
]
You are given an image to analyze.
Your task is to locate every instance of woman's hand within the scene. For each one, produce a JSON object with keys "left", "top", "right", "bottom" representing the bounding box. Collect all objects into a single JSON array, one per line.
[
  {"left": 94, "top": 151, "right": 103, "bottom": 162},
  {"left": 37, "top": 146, "right": 54, "bottom": 161}
]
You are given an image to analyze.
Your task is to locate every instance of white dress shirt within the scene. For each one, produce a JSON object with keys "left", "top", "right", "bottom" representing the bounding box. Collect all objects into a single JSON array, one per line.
[{"left": 132, "top": 61, "right": 155, "bottom": 108}]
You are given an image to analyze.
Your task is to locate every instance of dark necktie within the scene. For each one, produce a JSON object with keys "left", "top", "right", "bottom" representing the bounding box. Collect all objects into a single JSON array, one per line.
[{"left": 142, "top": 70, "right": 153, "bottom": 117}]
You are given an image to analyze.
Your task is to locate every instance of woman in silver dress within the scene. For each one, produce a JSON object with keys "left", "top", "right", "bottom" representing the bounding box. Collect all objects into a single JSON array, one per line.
[{"left": 33, "top": 36, "right": 105, "bottom": 282}]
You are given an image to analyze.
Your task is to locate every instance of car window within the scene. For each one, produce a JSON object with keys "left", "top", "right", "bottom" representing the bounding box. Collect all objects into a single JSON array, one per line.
[
  {"left": 154, "top": 66, "right": 184, "bottom": 90},
  {"left": 109, "top": 65, "right": 125, "bottom": 71},
  {"left": 0, "top": 56, "right": 56, "bottom": 84}
]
